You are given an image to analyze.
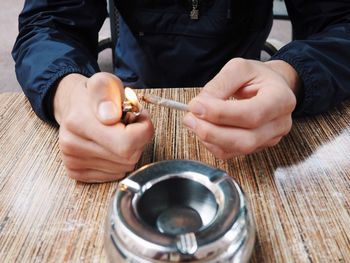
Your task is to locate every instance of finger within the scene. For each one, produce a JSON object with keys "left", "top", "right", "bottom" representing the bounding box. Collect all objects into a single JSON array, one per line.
[
  {"left": 264, "top": 136, "right": 282, "bottom": 147},
  {"left": 233, "top": 85, "right": 258, "bottom": 99},
  {"left": 188, "top": 84, "right": 295, "bottom": 128},
  {"left": 66, "top": 168, "right": 127, "bottom": 183},
  {"left": 183, "top": 113, "right": 292, "bottom": 154},
  {"left": 65, "top": 110, "right": 154, "bottom": 158},
  {"left": 59, "top": 126, "right": 116, "bottom": 161},
  {"left": 200, "top": 135, "right": 283, "bottom": 159},
  {"left": 87, "top": 72, "right": 124, "bottom": 125},
  {"left": 59, "top": 126, "right": 142, "bottom": 165},
  {"left": 61, "top": 154, "right": 136, "bottom": 174},
  {"left": 199, "top": 58, "right": 256, "bottom": 99},
  {"left": 100, "top": 110, "right": 154, "bottom": 157},
  {"left": 254, "top": 137, "right": 282, "bottom": 152},
  {"left": 201, "top": 141, "right": 239, "bottom": 160}
]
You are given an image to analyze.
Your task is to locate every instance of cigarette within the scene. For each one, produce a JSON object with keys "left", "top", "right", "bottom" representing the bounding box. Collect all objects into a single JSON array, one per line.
[{"left": 141, "top": 94, "right": 189, "bottom": 112}]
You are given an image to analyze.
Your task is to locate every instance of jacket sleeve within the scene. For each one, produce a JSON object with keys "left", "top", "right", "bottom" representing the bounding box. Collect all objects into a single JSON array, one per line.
[
  {"left": 271, "top": 1, "right": 350, "bottom": 117},
  {"left": 12, "top": 0, "right": 107, "bottom": 123}
]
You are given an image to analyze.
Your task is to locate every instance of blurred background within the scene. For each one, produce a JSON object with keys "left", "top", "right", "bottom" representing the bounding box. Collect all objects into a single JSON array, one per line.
[{"left": 0, "top": 0, "right": 291, "bottom": 93}]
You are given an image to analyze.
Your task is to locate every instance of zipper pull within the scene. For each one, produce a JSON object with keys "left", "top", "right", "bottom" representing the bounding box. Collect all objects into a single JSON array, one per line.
[{"left": 190, "top": 0, "right": 199, "bottom": 20}]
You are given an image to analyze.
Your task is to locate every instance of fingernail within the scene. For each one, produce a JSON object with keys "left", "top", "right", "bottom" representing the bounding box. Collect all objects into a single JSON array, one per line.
[
  {"left": 190, "top": 100, "right": 206, "bottom": 117},
  {"left": 98, "top": 101, "right": 118, "bottom": 121},
  {"left": 183, "top": 114, "right": 196, "bottom": 130}
]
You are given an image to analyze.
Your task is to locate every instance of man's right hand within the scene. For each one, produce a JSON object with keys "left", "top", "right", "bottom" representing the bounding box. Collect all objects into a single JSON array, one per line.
[{"left": 53, "top": 72, "right": 154, "bottom": 183}]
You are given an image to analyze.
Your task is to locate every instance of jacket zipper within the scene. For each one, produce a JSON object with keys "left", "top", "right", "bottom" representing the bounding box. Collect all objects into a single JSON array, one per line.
[{"left": 190, "top": 0, "right": 199, "bottom": 20}]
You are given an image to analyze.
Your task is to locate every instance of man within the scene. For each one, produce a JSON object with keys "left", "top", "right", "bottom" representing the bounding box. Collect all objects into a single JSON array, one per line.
[{"left": 13, "top": 0, "right": 350, "bottom": 182}]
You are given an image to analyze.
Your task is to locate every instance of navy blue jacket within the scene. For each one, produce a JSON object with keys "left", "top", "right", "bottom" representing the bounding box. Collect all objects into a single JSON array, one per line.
[{"left": 12, "top": 0, "right": 350, "bottom": 123}]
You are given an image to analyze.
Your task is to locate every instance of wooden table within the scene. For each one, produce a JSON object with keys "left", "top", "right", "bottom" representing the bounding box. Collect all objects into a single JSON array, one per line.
[{"left": 1, "top": 89, "right": 350, "bottom": 262}]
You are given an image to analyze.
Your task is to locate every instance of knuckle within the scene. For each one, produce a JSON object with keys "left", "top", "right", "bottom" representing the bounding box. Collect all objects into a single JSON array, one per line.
[
  {"left": 221, "top": 59, "right": 239, "bottom": 77},
  {"left": 238, "top": 136, "right": 258, "bottom": 154},
  {"left": 88, "top": 73, "right": 108, "bottom": 87},
  {"left": 66, "top": 169, "right": 84, "bottom": 182},
  {"left": 248, "top": 111, "right": 264, "bottom": 128},
  {"left": 209, "top": 107, "right": 224, "bottom": 122},
  {"left": 63, "top": 112, "right": 81, "bottom": 132},
  {"left": 88, "top": 72, "right": 122, "bottom": 90},
  {"left": 281, "top": 116, "right": 293, "bottom": 136},
  {"left": 117, "top": 144, "right": 134, "bottom": 159},
  {"left": 196, "top": 125, "right": 212, "bottom": 142},
  {"left": 228, "top": 57, "right": 245, "bottom": 68},
  {"left": 234, "top": 57, "right": 247, "bottom": 66},
  {"left": 124, "top": 164, "right": 136, "bottom": 173},
  {"left": 59, "top": 133, "right": 76, "bottom": 155},
  {"left": 202, "top": 142, "right": 231, "bottom": 160},
  {"left": 62, "top": 156, "right": 79, "bottom": 170},
  {"left": 285, "top": 119, "right": 293, "bottom": 134},
  {"left": 221, "top": 64, "right": 232, "bottom": 76},
  {"left": 270, "top": 137, "right": 282, "bottom": 146},
  {"left": 229, "top": 58, "right": 251, "bottom": 72},
  {"left": 114, "top": 128, "right": 150, "bottom": 160},
  {"left": 285, "top": 93, "right": 297, "bottom": 113},
  {"left": 208, "top": 145, "right": 233, "bottom": 160},
  {"left": 220, "top": 59, "right": 239, "bottom": 79},
  {"left": 289, "top": 97, "right": 297, "bottom": 111},
  {"left": 128, "top": 151, "right": 142, "bottom": 164}
]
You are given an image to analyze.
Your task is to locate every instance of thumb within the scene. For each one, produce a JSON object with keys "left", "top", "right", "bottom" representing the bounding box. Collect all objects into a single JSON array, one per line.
[
  {"left": 200, "top": 58, "right": 255, "bottom": 99},
  {"left": 86, "top": 72, "right": 124, "bottom": 125}
]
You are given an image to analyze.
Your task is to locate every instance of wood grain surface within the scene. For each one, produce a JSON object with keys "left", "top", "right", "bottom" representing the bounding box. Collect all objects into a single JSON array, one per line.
[{"left": 0, "top": 90, "right": 350, "bottom": 262}]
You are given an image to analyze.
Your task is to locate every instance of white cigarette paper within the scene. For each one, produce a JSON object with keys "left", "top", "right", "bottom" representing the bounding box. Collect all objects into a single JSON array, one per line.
[{"left": 141, "top": 94, "right": 189, "bottom": 111}]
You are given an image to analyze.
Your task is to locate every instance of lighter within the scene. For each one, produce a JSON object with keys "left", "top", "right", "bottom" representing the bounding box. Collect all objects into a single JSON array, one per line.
[{"left": 122, "top": 87, "right": 142, "bottom": 124}]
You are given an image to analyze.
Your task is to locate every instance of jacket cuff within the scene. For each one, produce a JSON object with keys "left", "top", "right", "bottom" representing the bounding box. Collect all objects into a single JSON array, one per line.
[
  {"left": 270, "top": 45, "right": 317, "bottom": 117},
  {"left": 42, "top": 66, "right": 97, "bottom": 125}
]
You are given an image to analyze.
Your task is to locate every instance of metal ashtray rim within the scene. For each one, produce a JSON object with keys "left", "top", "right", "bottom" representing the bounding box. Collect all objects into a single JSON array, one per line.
[{"left": 105, "top": 160, "right": 255, "bottom": 262}]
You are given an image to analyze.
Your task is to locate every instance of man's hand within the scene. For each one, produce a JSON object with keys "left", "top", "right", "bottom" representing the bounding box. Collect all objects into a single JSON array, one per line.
[
  {"left": 54, "top": 72, "right": 154, "bottom": 182},
  {"left": 183, "top": 58, "right": 299, "bottom": 159}
]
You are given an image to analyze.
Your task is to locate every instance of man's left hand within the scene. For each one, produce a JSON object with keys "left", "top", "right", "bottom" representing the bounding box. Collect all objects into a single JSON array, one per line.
[{"left": 183, "top": 58, "right": 300, "bottom": 159}]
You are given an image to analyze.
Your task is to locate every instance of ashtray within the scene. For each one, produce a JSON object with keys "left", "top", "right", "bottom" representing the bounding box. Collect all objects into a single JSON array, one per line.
[{"left": 105, "top": 160, "right": 255, "bottom": 262}]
